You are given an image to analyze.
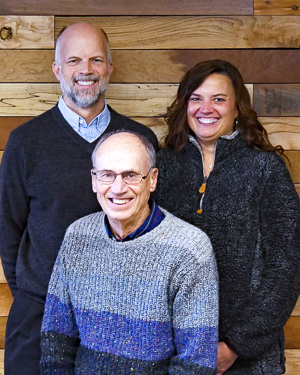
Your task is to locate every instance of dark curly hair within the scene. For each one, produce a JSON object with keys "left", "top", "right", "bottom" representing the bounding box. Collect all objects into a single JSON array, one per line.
[{"left": 164, "top": 59, "right": 284, "bottom": 155}]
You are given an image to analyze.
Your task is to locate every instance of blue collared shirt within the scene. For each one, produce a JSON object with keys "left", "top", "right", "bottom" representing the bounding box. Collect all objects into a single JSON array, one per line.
[
  {"left": 58, "top": 96, "right": 111, "bottom": 143},
  {"left": 105, "top": 200, "right": 165, "bottom": 242}
]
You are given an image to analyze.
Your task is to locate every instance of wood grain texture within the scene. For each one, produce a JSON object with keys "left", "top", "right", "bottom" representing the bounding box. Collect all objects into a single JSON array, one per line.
[
  {"left": 0, "top": 83, "right": 253, "bottom": 117},
  {"left": 292, "top": 298, "right": 300, "bottom": 316},
  {"left": 0, "top": 0, "right": 253, "bottom": 16},
  {"left": 55, "top": 16, "right": 300, "bottom": 49},
  {"left": 254, "top": 84, "right": 300, "bottom": 116},
  {"left": 284, "top": 151, "right": 300, "bottom": 183},
  {"left": 285, "top": 317, "right": 300, "bottom": 349},
  {"left": 2, "top": 50, "right": 300, "bottom": 84},
  {"left": 260, "top": 117, "right": 300, "bottom": 150},
  {"left": 285, "top": 349, "right": 300, "bottom": 374},
  {"left": 0, "top": 349, "right": 3, "bottom": 375},
  {"left": 0, "top": 285, "right": 12, "bottom": 317},
  {"left": 0, "top": 261, "right": 5, "bottom": 284},
  {"left": 0, "top": 317, "right": 6, "bottom": 349},
  {"left": 0, "top": 117, "right": 31, "bottom": 149},
  {"left": 0, "top": 152, "right": 3, "bottom": 163},
  {"left": 255, "top": 0, "right": 300, "bottom": 15},
  {"left": 0, "top": 16, "right": 54, "bottom": 49}
]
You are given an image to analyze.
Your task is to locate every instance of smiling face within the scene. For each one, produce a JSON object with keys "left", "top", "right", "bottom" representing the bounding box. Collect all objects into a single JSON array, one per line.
[
  {"left": 91, "top": 133, "right": 158, "bottom": 238},
  {"left": 53, "top": 23, "right": 113, "bottom": 113},
  {"left": 187, "top": 73, "right": 238, "bottom": 148}
]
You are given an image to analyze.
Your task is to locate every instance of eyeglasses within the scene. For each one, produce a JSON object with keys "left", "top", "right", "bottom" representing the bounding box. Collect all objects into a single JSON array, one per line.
[{"left": 91, "top": 168, "right": 152, "bottom": 185}]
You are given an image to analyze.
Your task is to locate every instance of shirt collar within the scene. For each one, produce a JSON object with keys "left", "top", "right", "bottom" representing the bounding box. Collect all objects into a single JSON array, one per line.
[
  {"left": 105, "top": 199, "right": 164, "bottom": 242},
  {"left": 58, "top": 95, "right": 110, "bottom": 131}
]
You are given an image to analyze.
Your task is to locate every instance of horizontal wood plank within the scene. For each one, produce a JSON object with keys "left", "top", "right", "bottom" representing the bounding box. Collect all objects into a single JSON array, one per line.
[
  {"left": 254, "top": 0, "right": 300, "bottom": 15},
  {"left": 0, "top": 0, "right": 253, "bottom": 16},
  {"left": 0, "top": 117, "right": 31, "bottom": 149},
  {"left": 0, "top": 261, "right": 5, "bottom": 283},
  {"left": 284, "top": 151, "right": 300, "bottom": 183},
  {"left": 0, "top": 317, "right": 6, "bottom": 349},
  {"left": 0, "top": 16, "right": 54, "bottom": 49},
  {"left": 285, "top": 349, "right": 300, "bottom": 374},
  {"left": 1, "top": 116, "right": 300, "bottom": 151},
  {"left": 55, "top": 16, "right": 300, "bottom": 49},
  {"left": 285, "top": 317, "right": 300, "bottom": 349},
  {"left": 0, "top": 285, "right": 12, "bottom": 317},
  {"left": 254, "top": 84, "right": 300, "bottom": 116},
  {"left": 0, "top": 349, "right": 3, "bottom": 375},
  {"left": 292, "top": 297, "right": 300, "bottom": 316},
  {"left": 260, "top": 117, "right": 300, "bottom": 150},
  {"left": 0, "top": 151, "right": 3, "bottom": 163},
  {"left": 0, "top": 83, "right": 253, "bottom": 117},
  {"left": 2, "top": 50, "right": 300, "bottom": 84},
  {"left": 295, "top": 184, "right": 300, "bottom": 198}
]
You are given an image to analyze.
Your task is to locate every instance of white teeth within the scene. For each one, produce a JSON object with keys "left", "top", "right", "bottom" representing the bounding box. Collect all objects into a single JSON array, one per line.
[
  {"left": 112, "top": 198, "right": 130, "bottom": 204},
  {"left": 77, "top": 81, "right": 94, "bottom": 86},
  {"left": 198, "top": 118, "right": 218, "bottom": 124}
]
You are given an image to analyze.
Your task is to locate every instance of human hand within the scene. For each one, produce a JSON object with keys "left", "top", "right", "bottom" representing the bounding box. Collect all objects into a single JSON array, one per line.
[{"left": 217, "top": 342, "right": 238, "bottom": 375}]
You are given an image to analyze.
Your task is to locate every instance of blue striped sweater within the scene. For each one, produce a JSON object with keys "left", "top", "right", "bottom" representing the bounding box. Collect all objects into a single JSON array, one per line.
[{"left": 41, "top": 209, "right": 218, "bottom": 374}]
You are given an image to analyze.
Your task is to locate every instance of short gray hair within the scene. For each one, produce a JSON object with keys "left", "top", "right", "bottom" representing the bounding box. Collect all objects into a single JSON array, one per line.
[
  {"left": 54, "top": 26, "right": 112, "bottom": 66},
  {"left": 92, "top": 130, "right": 156, "bottom": 169}
]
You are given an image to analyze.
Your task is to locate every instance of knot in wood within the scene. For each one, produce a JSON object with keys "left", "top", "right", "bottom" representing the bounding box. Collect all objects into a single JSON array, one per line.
[
  {"left": 292, "top": 5, "right": 299, "bottom": 10},
  {"left": 265, "top": 0, "right": 271, "bottom": 4},
  {"left": 0, "top": 26, "right": 13, "bottom": 41}
]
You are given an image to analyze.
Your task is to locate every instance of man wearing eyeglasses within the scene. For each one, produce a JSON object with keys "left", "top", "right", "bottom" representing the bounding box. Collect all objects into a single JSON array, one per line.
[
  {"left": 40, "top": 131, "right": 219, "bottom": 374},
  {"left": 0, "top": 23, "right": 158, "bottom": 375}
]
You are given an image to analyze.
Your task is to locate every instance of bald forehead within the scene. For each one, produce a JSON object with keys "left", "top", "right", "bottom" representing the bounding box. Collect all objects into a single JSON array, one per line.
[
  {"left": 98, "top": 133, "right": 147, "bottom": 154},
  {"left": 59, "top": 23, "right": 106, "bottom": 46}
]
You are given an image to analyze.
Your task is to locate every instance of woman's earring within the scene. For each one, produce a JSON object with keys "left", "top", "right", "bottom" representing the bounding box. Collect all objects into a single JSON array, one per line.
[{"left": 235, "top": 118, "right": 238, "bottom": 127}]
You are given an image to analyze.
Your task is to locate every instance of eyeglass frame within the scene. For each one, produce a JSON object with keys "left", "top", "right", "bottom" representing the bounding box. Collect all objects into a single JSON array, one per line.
[{"left": 91, "top": 167, "right": 153, "bottom": 185}]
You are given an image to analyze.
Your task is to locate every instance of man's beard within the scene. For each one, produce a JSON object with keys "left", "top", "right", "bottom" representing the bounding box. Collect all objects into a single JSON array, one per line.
[{"left": 60, "top": 73, "right": 109, "bottom": 108}]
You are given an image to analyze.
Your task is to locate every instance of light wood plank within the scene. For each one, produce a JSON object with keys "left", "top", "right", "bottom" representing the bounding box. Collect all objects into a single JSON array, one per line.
[
  {"left": 0, "top": 0, "right": 253, "bottom": 16},
  {"left": 292, "top": 298, "right": 300, "bottom": 316},
  {"left": 260, "top": 117, "right": 300, "bottom": 150},
  {"left": 0, "top": 285, "right": 12, "bottom": 317},
  {"left": 2, "top": 50, "right": 300, "bottom": 84},
  {"left": 0, "top": 83, "right": 253, "bottom": 117},
  {"left": 254, "top": 84, "right": 300, "bottom": 116},
  {"left": 0, "top": 317, "right": 6, "bottom": 349},
  {"left": 0, "top": 349, "right": 3, "bottom": 375},
  {"left": 0, "top": 152, "right": 3, "bottom": 163},
  {"left": 0, "top": 16, "right": 54, "bottom": 49},
  {"left": 295, "top": 184, "right": 300, "bottom": 198},
  {"left": 255, "top": 0, "right": 300, "bottom": 15},
  {"left": 285, "top": 317, "right": 300, "bottom": 349},
  {"left": 0, "top": 261, "right": 5, "bottom": 284},
  {"left": 285, "top": 349, "right": 300, "bottom": 374},
  {"left": 55, "top": 16, "right": 300, "bottom": 49}
]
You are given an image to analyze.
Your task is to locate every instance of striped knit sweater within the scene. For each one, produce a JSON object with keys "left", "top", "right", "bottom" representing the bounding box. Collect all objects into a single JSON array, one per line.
[{"left": 40, "top": 208, "right": 218, "bottom": 374}]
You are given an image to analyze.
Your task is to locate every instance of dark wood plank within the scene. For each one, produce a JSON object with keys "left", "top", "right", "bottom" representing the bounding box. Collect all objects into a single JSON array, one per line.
[
  {"left": 0, "top": 0, "right": 252, "bottom": 15},
  {"left": 2, "top": 49, "right": 300, "bottom": 84},
  {"left": 0, "top": 117, "right": 31, "bottom": 150},
  {"left": 0, "top": 16, "right": 53, "bottom": 49},
  {"left": 255, "top": 0, "right": 300, "bottom": 15},
  {"left": 254, "top": 84, "right": 300, "bottom": 116},
  {"left": 0, "top": 284, "right": 12, "bottom": 317},
  {"left": 285, "top": 317, "right": 300, "bottom": 349},
  {"left": 0, "top": 317, "right": 6, "bottom": 349},
  {"left": 55, "top": 16, "right": 300, "bottom": 49},
  {"left": 284, "top": 151, "right": 300, "bottom": 184}
]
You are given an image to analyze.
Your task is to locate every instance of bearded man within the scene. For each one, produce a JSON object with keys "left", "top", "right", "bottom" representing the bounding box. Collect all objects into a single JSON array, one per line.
[{"left": 0, "top": 23, "right": 158, "bottom": 375}]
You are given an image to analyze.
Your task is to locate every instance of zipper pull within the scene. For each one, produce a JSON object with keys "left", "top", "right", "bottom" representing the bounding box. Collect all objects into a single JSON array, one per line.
[{"left": 197, "top": 177, "right": 207, "bottom": 214}]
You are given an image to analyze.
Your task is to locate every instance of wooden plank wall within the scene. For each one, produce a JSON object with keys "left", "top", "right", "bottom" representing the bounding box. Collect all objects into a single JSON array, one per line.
[{"left": 0, "top": 1, "right": 300, "bottom": 373}]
